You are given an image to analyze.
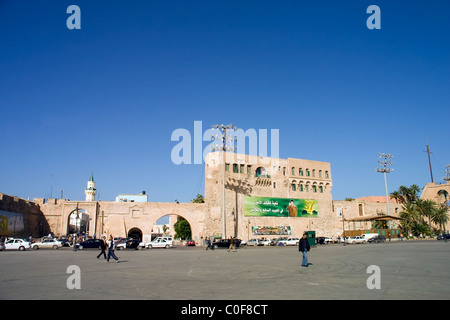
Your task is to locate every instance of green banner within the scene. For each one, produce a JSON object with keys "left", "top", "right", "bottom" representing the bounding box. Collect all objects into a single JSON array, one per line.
[{"left": 244, "top": 197, "right": 318, "bottom": 217}]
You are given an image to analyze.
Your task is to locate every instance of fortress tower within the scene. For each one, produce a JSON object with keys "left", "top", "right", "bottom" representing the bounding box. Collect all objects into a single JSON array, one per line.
[{"left": 85, "top": 173, "right": 97, "bottom": 201}]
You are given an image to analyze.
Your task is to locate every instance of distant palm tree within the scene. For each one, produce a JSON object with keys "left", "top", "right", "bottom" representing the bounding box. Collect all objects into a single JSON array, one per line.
[
  {"left": 438, "top": 189, "right": 449, "bottom": 207},
  {"left": 390, "top": 191, "right": 403, "bottom": 204},
  {"left": 400, "top": 203, "right": 419, "bottom": 236},
  {"left": 432, "top": 205, "right": 449, "bottom": 234},
  {"left": 415, "top": 199, "right": 436, "bottom": 226}
]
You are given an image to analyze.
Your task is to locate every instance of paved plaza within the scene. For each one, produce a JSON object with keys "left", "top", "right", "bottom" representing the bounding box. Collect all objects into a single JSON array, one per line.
[{"left": 0, "top": 240, "right": 449, "bottom": 300}]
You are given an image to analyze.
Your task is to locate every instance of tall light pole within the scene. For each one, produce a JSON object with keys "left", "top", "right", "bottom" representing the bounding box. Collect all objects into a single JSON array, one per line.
[
  {"left": 443, "top": 164, "right": 450, "bottom": 183},
  {"left": 377, "top": 153, "right": 394, "bottom": 218},
  {"left": 211, "top": 124, "right": 237, "bottom": 239}
]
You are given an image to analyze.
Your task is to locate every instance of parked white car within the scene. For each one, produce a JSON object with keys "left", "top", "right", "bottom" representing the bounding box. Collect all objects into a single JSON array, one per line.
[
  {"left": 360, "top": 233, "right": 379, "bottom": 242},
  {"left": 346, "top": 236, "right": 366, "bottom": 244},
  {"left": 246, "top": 239, "right": 261, "bottom": 246},
  {"left": 279, "top": 237, "right": 300, "bottom": 246},
  {"left": 260, "top": 239, "right": 272, "bottom": 246},
  {"left": 144, "top": 237, "right": 173, "bottom": 249},
  {"left": 4, "top": 238, "right": 31, "bottom": 251},
  {"left": 31, "top": 238, "right": 63, "bottom": 249}
]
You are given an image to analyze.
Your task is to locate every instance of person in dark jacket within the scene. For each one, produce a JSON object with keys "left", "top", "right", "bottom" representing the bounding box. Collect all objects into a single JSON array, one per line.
[
  {"left": 96, "top": 236, "right": 107, "bottom": 259},
  {"left": 299, "top": 233, "right": 311, "bottom": 267}
]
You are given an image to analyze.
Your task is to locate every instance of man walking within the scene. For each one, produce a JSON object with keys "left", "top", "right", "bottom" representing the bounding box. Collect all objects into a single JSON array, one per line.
[
  {"left": 97, "top": 236, "right": 107, "bottom": 259},
  {"left": 299, "top": 233, "right": 311, "bottom": 267},
  {"left": 227, "top": 236, "right": 236, "bottom": 252},
  {"left": 106, "top": 235, "right": 119, "bottom": 263}
]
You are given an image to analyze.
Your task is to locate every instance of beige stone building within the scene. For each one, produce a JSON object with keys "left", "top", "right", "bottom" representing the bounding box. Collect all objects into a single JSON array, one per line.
[
  {"left": 27, "top": 152, "right": 341, "bottom": 242},
  {"left": 4, "top": 152, "right": 447, "bottom": 242}
]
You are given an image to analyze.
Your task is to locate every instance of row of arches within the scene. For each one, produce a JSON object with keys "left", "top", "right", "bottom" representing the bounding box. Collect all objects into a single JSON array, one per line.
[
  {"left": 290, "top": 181, "right": 331, "bottom": 193},
  {"left": 67, "top": 209, "right": 192, "bottom": 241}
]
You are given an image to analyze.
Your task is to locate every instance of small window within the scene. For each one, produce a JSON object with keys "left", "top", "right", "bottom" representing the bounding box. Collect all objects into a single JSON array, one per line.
[
  {"left": 312, "top": 185, "right": 317, "bottom": 193},
  {"left": 299, "top": 168, "right": 303, "bottom": 176},
  {"left": 312, "top": 169, "right": 316, "bottom": 177},
  {"left": 283, "top": 167, "right": 286, "bottom": 176},
  {"left": 273, "top": 182, "right": 276, "bottom": 189},
  {"left": 292, "top": 167, "right": 296, "bottom": 175},
  {"left": 299, "top": 184, "right": 303, "bottom": 192},
  {"left": 319, "top": 186, "right": 323, "bottom": 193},
  {"left": 240, "top": 164, "right": 245, "bottom": 173},
  {"left": 292, "top": 184, "right": 296, "bottom": 191},
  {"left": 233, "top": 164, "right": 239, "bottom": 173},
  {"left": 247, "top": 165, "right": 252, "bottom": 174},
  {"left": 325, "top": 171, "right": 329, "bottom": 178},
  {"left": 319, "top": 170, "right": 322, "bottom": 178},
  {"left": 306, "top": 169, "right": 310, "bottom": 177},
  {"left": 225, "top": 163, "right": 230, "bottom": 171}
]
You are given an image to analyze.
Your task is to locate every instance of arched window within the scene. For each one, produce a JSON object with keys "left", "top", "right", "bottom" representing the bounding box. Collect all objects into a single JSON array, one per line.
[
  {"left": 325, "top": 171, "right": 329, "bottom": 178},
  {"left": 299, "top": 168, "right": 303, "bottom": 176},
  {"left": 292, "top": 167, "right": 296, "bottom": 175},
  {"left": 312, "top": 169, "right": 316, "bottom": 177},
  {"left": 306, "top": 169, "right": 310, "bottom": 177},
  {"left": 256, "top": 167, "right": 269, "bottom": 178}
]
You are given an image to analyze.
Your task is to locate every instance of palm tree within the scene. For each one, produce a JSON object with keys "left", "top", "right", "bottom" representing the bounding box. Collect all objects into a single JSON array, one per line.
[
  {"left": 431, "top": 205, "right": 449, "bottom": 234},
  {"left": 438, "top": 189, "right": 449, "bottom": 207},
  {"left": 390, "top": 191, "right": 403, "bottom": 204},
  {"left": 415, "top": 199, "right": 436, "bottom": 227},
  {"left": 399, "top": 203, "right": 419, "bottom": 236}
]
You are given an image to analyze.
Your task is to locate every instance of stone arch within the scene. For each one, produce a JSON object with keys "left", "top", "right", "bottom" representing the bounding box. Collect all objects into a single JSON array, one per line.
[
  {"left": 67, "top": 208, "right": 89, "bottom": 235},
  {"left": 127, "top": 227, "right": 143, "bottom": 241}
]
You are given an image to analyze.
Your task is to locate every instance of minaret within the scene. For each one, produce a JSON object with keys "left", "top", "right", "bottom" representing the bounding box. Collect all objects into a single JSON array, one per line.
[{"left": 85, "top": 173, "right": 97, "bottom": 201}]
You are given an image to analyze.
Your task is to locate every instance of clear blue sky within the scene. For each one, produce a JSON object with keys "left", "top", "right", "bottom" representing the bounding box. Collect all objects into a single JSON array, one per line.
[{"left": 1, "top": 0, "right": 449, "bottom": 203}]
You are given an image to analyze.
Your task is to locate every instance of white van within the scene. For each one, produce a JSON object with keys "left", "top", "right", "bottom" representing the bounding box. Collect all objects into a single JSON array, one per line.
[{"left": 361, "top": 233, "right": 379, "bottom": 241}]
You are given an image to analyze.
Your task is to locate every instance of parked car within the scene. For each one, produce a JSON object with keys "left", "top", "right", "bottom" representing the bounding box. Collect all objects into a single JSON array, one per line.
[
  {"left": 316, "top": 237, "right": 327, "bottom": 245},
  {"left": 57, "top": 236, "right": 72, "bottom": 247},
  {"left": 0, "top": 241, "right": 4, "bottom": 251},
  {"left": 139, "top": 236, "right": 174, "bottom": 249},
  {"left": 279, "top": 237, "right": 299, "bottom": 246},
  {"left": 346, "top": 236, "right": 366, "bottom": 244},
  {"left": 4, "top": 238, "right": 30, "bottom": 251},
  {"left": 368, "top": 235, "right": 386, "bottom": 243},
  {"left": 259, "top": 239, "right": 272, "bottom": 246},
  {"left": 116, "top": 239, "right": 140, "bottom": 250},
  {"left": 361, "top": 233, "right": 379, "bottom": 242},
  {"left": 146, "top": 237, "right": 174, "bottom": 249},
  {"left": 77, "top": 238, "right": 103, "bottom": 250},
  {"left": 186, "top": 240, "right": 196, "bottom": 246},
  {"left": 246, "top": 239, "right": 261, "bottom": 246},
  {"left": 437, "top": 234, "right": 450, "bottom": 240},
  {"left": 31, "top": 238, "right": 63, "bottom": 250},
  {"left": 212, "top": 238, "right": 242, "bottom": 249},
  {"left": 271, "top": 237, "right": 288, "bottom": 246}
]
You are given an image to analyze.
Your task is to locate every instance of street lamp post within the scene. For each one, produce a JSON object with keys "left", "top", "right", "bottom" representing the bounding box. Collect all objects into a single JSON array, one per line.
[
  {"left": 377, "top": 153, "right": 394, "bottom": 220},
  {"left": 211, "top": 124, "right": 237, "bottom": 239}
]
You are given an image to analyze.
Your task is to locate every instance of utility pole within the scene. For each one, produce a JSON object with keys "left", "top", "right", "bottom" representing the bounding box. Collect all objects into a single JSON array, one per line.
[
  {"left": 377, "top": 153, "right": 394, "bottom": 218},
  {"left": 211, "top": 124, "right": 237, "bottom": 239},
  {"left": 426, "top": 143, "right": 434, "bottom": 183}
]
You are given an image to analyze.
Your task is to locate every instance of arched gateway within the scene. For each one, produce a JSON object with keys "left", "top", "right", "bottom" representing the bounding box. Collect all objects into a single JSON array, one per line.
[{"left": 43, "top": 200, "right": 206, "bottom": 243}]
